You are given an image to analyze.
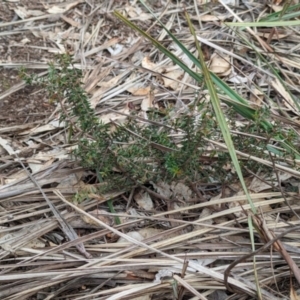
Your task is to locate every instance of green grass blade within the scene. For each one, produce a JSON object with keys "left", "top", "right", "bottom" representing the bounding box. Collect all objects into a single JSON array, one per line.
[
  {"left": 113, "top": 11, "right": 272, "bottom": 132},
  {"left": 107, "top": 199, "right": 121, "bottom": 225},
  {"left": 225, "top": 22, "right": 300, "bottom": 157},
  {"left": 185, "top": 11, "right": 256, "bottom": 213},
  {"left": 113, "top": 11, "right": 201, "bottom": 82},
  {"left": 260, "top": 3, "right": 300, "bottom": 21},
  {"left": 225, "top": 20, "right": 300, "bottom": 27}
]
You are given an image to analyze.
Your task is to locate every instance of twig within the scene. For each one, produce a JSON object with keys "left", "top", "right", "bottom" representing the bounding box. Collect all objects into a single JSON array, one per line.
[{"left": 13, "top": 152, "right": 92, "bottom": 259}]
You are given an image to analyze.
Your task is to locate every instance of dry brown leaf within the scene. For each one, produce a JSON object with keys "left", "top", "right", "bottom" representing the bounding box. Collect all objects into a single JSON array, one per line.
[
  {"left": 81, "top": 209, "right": 114, "bottom": 227},
  {"left": 198, "top": 14, "right": 228, "bottom": 22},
  {"left": 117, "top": 228, "right": 163, "bottom": 243},
  {"left": 141, "top": 90, "right": 156, "bottom": 111},
  {"left": 47, "top": 0, "right": 83, "bottom": 14},
  {"left": 99, "top": 106, "right": 130, "bottom": 125},
  {"left": 142, "top": 56, "right": 164, "bottom": 73},
  {"left": 194, "top": 207, "right": 214, "bottom": 230},
  {"left": 125, "top": 5, "right": 151, "bottom": 20},
  {"left": 271, "top": 77, "right": 300, "bottom": 113},
  {"left": 134, "top": 190, "right": 154, "bottom": 211},
  {"left": 152, "top": 181, "right": 192, "bottom": 201},
  {"left": 100, "top": 75, "right": 124, "bottom": 89},
  {"left": 250, "top": 88, "right": 264, "bottom": 108},
  {"left": 57, "top": 173, "right": 83, "bottom": 190},
  {"left": 271, "top": 4, "right": 284, "bottom": 12},
  {"left": 128, "top": 84, "right": 151, "bottom": 96},
  {"left": 208, "top": 53, "right": 231, "bottom": 75},
  {"left": 249, "top": 172, "right": 292, "bottom": 193},
  {"left": 14, "top": 7, "right": 44, "bottom": 19},
  {"left": 228, "top": 72, "right": 249, "bottom": 84},
  {"left": 257, "top": 31, "right": 289, "bottom": 40},
  {"left": 117, "top": 231, "right": 144, "bottom": 243},
  {"left": 138, "top": 228, "right": 163, "bottom": 239},
  {"left": 162, "top": 70, "right": 184, "bottom": 90},
  {"left": 28, "top": 159, "right": 55, "bottom": 173}
]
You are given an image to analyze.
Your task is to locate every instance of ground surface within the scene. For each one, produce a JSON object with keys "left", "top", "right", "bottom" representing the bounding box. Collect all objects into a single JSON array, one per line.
[
  {"left": 0, "top": 1, "right": 300, "bottom": 300},
  {"left": 0, "top": 0, "right": 57, "bottom": 125}
]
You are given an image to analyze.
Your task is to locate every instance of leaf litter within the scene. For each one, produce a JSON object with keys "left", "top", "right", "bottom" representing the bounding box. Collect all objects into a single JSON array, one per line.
[{"left": 0, "top": 0, "right": 300, "bottom": 299}]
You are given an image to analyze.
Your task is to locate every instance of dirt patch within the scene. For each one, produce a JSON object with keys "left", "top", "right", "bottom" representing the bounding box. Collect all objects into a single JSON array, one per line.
[
  {"left": 0, "top": 69, "right": 55, "bottom": 126},
  {"left": 0, "top": 1, "right": 58, "bottom": 127}
]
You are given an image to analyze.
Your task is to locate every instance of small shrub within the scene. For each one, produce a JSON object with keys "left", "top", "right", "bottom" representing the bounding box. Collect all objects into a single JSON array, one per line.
[{"left": 20, "top": 54, "right": 299, "bottom": 193}]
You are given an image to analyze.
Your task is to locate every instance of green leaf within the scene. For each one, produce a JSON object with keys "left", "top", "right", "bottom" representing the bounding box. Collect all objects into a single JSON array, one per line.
[
  {"left": 225, "top": 20, "right": 300, "bottom": 27},
  {"left": 113, "top": 10, "right": 272, "bottom": 132},
  {"left": 185, "top": 11, "right": 256, "bottom": 213},
  {"left": 114, "top": 6, "right": 258, "bottom": 213}
]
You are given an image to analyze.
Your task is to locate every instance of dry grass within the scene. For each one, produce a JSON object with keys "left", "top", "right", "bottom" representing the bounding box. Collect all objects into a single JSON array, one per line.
[{"left": 1, "top": 0, "right": 300, "bottom": 299}]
